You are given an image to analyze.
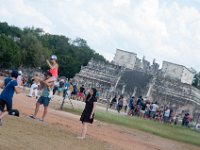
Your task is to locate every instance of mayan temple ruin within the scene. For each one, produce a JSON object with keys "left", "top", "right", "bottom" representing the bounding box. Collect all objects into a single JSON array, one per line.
[{"left": 74, "top": 49, "right": 200, "bottom": 119}]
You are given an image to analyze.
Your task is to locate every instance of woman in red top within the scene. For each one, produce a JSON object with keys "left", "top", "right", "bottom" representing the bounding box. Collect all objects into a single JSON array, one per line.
[{"left": 46, "top": 55, "right": 59, "bottom": 83}]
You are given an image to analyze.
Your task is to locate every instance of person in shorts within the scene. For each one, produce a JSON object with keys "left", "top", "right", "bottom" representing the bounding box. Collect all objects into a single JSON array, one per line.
[
  {"left": 29, "top": 72, "right": 54, "bottom": 122},
  {"left": 0, "top": 70, "right": 22, "bottom": 126}
]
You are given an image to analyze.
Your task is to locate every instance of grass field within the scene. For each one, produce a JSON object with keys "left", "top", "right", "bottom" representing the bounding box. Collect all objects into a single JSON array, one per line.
[
  {"left": 0, "top": 116, "right": 117, "bottom": 150},
  {"left": 63, "top": 106, "right": 200, "bottom": 146}
]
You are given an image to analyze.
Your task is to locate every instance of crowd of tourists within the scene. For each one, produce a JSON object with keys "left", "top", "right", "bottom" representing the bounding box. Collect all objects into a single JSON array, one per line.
[
  {"left": 110, "top": 95, "right": 191, "bottom": 127},
  {"left": 0, "top": 55, "right": 98, "bottom": 140},
  {"left": 1, "top": 54, "right": 199, "bottom": 139}
]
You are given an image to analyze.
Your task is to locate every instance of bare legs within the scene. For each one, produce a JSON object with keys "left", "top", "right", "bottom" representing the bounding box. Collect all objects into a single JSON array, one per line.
[
  {"left": 0, "top": 111, "right": 8, "bottom": 126},
  {"left": 42, "top": 107, "right": 48, "bottom": 120},
  {"left": 0, "top": 111, "right": 8, "bottom": 119},
  {"left": 32, "top": 102, "right": 48, "bottom": 121},
  {"left": 33, "top": 102, "right": 40, "bottom": 117},
  {"left": 78, "top": 122, "right": 88, "bottom": 139}
]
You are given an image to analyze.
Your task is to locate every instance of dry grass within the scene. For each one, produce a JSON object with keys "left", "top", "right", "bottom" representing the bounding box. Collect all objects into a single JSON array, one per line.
[{"left": 0, "top": 116, "right": 117, "bottom": 150}]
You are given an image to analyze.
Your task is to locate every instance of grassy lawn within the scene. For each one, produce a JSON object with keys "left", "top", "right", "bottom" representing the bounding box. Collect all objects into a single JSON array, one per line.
[
  {"left": 0, "top": 116, "right": 116, "bottom": 150},
  {"left": 63, "top": 106, "right": 200, "bottom": 146}
]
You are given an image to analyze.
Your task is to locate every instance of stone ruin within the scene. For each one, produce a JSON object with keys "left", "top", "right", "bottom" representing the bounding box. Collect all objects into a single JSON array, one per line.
[{"left": 73, "top": 58, "right": 200, "bottom": 120}]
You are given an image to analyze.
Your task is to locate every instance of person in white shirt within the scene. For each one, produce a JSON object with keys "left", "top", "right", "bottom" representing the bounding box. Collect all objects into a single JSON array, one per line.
[
  {"left": 17, "top": 71, "right": 23, "bottom": 86},
  {"left": 28, "top": 73, "right": 40, "bottom": 99},
  {"left": 163, "top": 107, "right": 170, "bottom": 123},
  {"left": 150, "top": 101, "right": 159, "bottom": 119},
  {"left": 123, "top": 98, "right": 128, "bottom": 113},
  {"left": 196, "top": 123, "right": 200, "bottom": 131}
]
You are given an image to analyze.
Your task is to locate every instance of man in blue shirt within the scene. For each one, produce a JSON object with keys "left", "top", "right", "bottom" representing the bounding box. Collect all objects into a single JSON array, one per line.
[
  {"left": 0, "top": 70, "right": 22, "bottom": 126},
  {"left": 128, "top": 96, "right": 134, "bottom": 115}
]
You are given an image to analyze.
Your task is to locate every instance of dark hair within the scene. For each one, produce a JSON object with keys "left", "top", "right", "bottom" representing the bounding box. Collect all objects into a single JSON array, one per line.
[
  {"left": 45, "top": 71, "right": 52, "bottom": 77},
  {"left": 92, "top": 88, "right": 97, "bottom": 98},
  {"left": 11, "top": 70, "right": 19, "bottom": 78},
  {"left": 86, "top": 88, "right": 97, "bottom": 100}
]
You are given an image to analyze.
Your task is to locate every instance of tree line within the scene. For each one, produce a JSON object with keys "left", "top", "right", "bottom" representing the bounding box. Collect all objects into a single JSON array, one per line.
[{"left": 0, "top": 22, "right": 106, "bottom": 78}]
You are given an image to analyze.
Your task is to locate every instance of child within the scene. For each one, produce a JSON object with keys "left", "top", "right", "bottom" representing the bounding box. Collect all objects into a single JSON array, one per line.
[
  {"left": 29, "top": 72, "right": 54, "bottom": 122},
  {"left": 0, "top": 70, "right": 22, "bottom": 126},
  {"left": 28, "top": 72, "right": 40, "bottom": 98}
]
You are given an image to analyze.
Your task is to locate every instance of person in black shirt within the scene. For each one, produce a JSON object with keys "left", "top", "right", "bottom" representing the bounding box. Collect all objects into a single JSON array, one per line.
[
  {"left": 78, "top": 88, "right": 97, "bottom": 139},
  {"left": 110, "top": 95, "right": 117, "bottom": 109}
]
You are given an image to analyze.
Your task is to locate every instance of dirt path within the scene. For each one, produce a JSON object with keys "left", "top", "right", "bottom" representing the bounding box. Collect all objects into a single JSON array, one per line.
[{"left": 12, "top": 93, "right": 199, "bottom": 150}]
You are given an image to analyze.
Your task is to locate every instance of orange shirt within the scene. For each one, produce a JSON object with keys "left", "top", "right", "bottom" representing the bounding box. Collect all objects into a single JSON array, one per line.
[{"left": 50, "top": 67, "right": 58, "bottom": 78}]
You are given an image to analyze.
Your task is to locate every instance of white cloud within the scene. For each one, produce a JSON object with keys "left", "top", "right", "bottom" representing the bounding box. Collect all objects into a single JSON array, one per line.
[
  {"left": 1, "top": 0, "right": 200, "bottom": 71},
  {"left": 112, "top": 0, "right": 130, "bottom": 7},
  {"left": 0, "top": 0, "right": 54, "bottom": 32}
]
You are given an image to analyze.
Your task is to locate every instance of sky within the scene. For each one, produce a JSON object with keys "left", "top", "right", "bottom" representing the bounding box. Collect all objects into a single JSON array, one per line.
[{"left": 0, "top": 0, "right": 200, "bottom": 70}]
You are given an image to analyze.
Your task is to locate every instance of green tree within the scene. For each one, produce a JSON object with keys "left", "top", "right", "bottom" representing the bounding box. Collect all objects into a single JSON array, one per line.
[
  {"left": 0, "top": 35, "right": 22, "bottom": 68},
  {"left": 0, "top": 22, "right": 107, "bottom": 78},
  {"left": 20, "top": 33, "right": 49, "bottom": 68}
]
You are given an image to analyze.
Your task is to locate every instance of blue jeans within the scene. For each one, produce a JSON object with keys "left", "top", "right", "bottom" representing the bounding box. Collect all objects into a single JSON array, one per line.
[{"left": 113, "top": 102, "right": 117, "bottom": 110}]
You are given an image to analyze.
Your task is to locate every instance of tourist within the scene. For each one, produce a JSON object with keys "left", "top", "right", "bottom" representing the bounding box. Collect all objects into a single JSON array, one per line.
[
  {"left": 28, "top": 72, "right": 40, "bottom": 99},
  {"left": 150, "top": 101, "right": 159, "bottom": 119},
  {"left": 128, "top": 96, "right": 134, "bottom": 115},
  {"left": 78, "top": 85, "right": 85, "bottom": 101},
  {"left": 110, "top": 95, "right": 117, "bottom": 109},
  {"left": 134, "top": 98, "right": 140, "bottom": 116},
  {"left": 67, "top": 82, "right": 74, "bottom": 98},
  {"left": 182, "top": 114, "right": 187, "bottom": 127},
  {"left": 95, "top": 88, "right": 100, "bottom": 100},
  {"left": 0, "top": 70, "right": 22, "bottom": 126},
  {"left": 53, "top": 79, "right": 60, "bottom": 95},
  {"left": 17, "top": 70, "right": 23, "bottom": 86},
  {"left": 117, "top": 95, "right": 123, "bottom": 113},
  {"left": 144, "top": 101, "right": 151, "bottom": 118},
  {"left": 155, "top": 110, "right": 163, "bottom": 122},
  {"left": 139, "top": 98, "right": 146, "bottom": 118},
  {"left": 46, "top": 55, "right": 59, "bottom": 83},
  {"left": 163, "top": 107, "right": 170, "bottom": 123},
  {"left": 136, "top": 96, "right": 142, "bottom": 105},
  {"left": 78, "top": 88, "right": 97, "bottom": 139},
  {"left": 29, "top": 72, "right": 54, "bottom": 122},
  {"left": 169, "top": 108, "right": 174, "bottom": 124},
  {"left": 186, "top": 113, "right": 191, "bottom": 127},
  {"left": 57, "top": 79, "right": 65, "bottom": 96},
  {"left": 71, "top": 83, "right": 77, "bottom": 100},
  {"left": 28, "top": 75, "right": 34, "bottom": 87},
  {"left": 123, "top": 98, "right": 128, "bottom": 113},
  {"left": 195, "top": 123, "right": 200, "bottom": 132},
  {"left": 174, "top": 115, "right": 179, "bottom": 125}
]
